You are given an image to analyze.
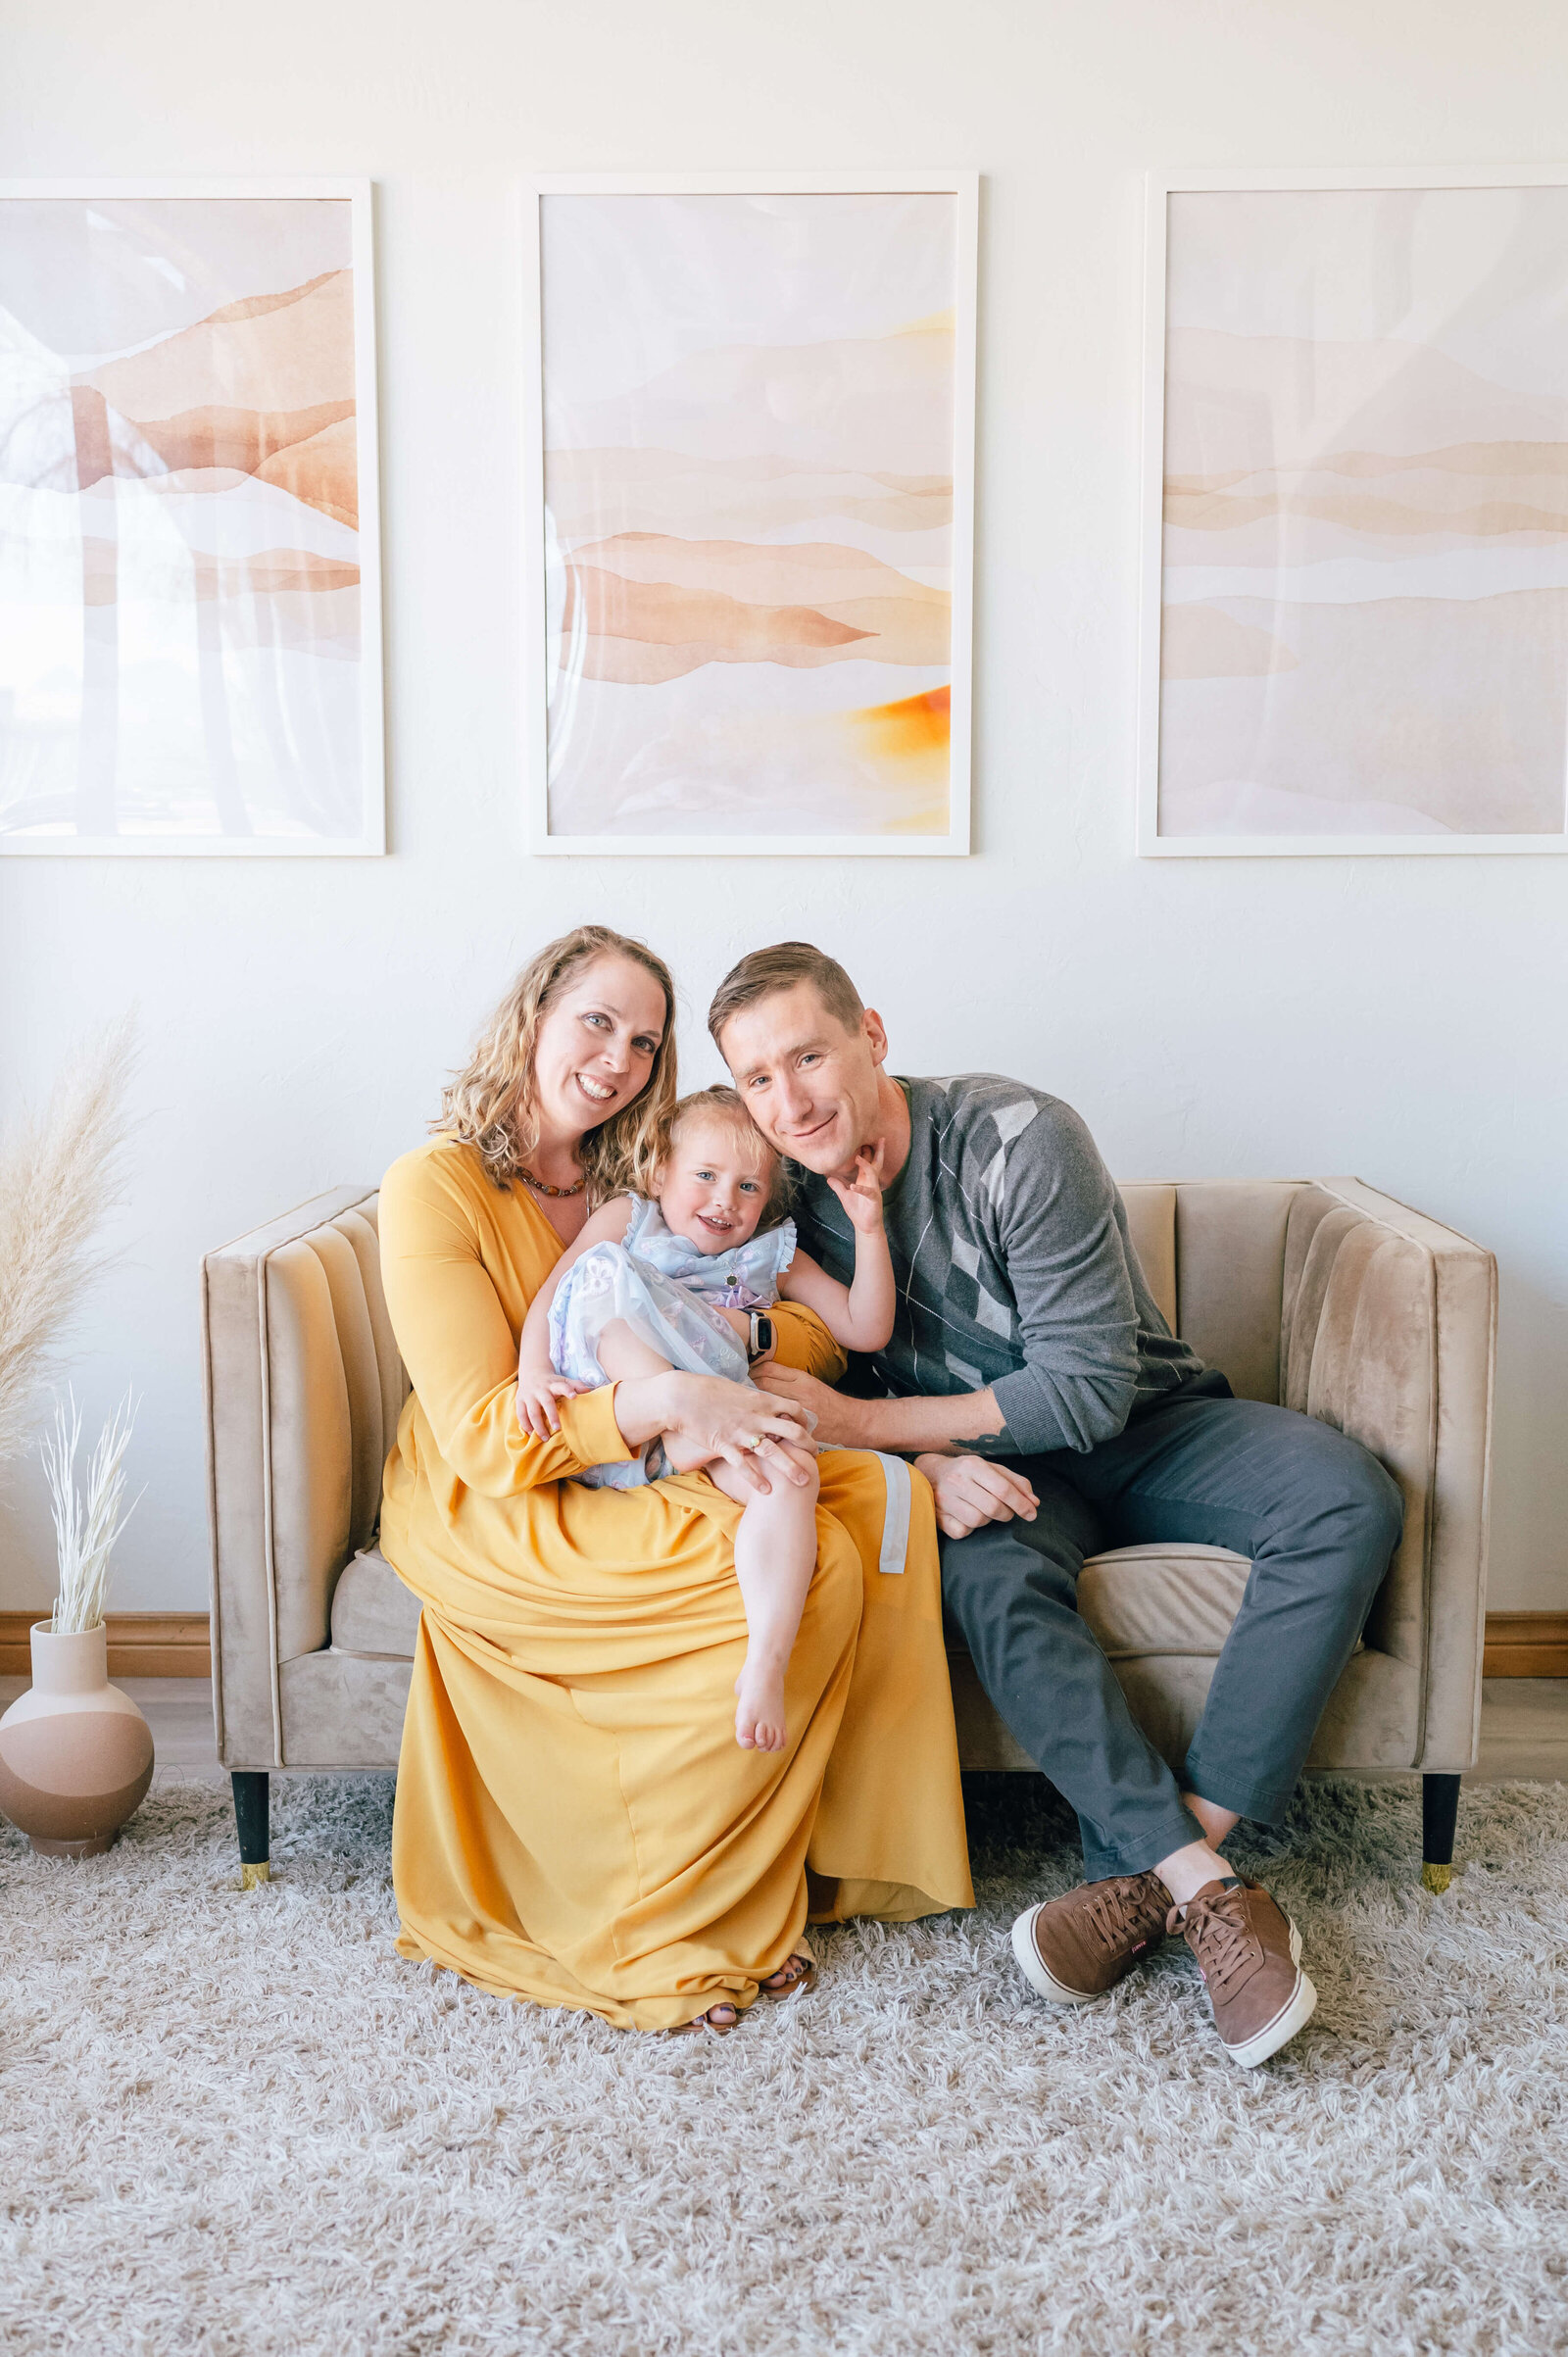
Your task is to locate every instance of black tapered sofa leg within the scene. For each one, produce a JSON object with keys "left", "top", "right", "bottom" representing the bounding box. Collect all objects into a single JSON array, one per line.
[
  {"left": 232, "top": 1771, "right": 270, "bottom": 1889},
  {"left": 1422, "top": 1772, "right": 1461, "bottom": 1893}
]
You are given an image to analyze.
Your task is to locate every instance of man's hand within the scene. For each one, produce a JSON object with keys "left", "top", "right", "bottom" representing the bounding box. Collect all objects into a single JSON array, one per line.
[
  {"left": 753, "top": 1362, "right": 862, "bottom": 1447},
  {"left": 913, "top": 1452, "right": 1040, "bottom": 1540}
]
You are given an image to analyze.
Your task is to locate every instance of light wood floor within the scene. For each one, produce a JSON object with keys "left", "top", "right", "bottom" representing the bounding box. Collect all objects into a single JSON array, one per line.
[{"left": 3, "top": 1677, "right": 1565, "bottom": 1785}]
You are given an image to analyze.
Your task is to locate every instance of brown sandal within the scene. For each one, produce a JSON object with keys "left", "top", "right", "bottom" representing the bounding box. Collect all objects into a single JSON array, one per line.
[{"left": 760, "top": 1951, "right": 816, "bottom": 2000}]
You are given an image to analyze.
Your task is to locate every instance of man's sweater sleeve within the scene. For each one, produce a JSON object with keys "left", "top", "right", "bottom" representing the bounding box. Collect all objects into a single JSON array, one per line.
[{"left": 987, "top": 1103, "right": 1144, "bottom": 1455}]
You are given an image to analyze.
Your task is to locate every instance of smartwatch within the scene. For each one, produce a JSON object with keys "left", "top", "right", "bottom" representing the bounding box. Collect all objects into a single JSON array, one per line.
[{"left": 747, "top": 1312, "right": 775, "bottom": 1360}]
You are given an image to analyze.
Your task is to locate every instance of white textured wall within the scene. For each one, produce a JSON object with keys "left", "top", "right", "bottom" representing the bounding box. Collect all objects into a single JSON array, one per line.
[{"left": 3, "top": 0, "right": 1566, "bottom": 1613}]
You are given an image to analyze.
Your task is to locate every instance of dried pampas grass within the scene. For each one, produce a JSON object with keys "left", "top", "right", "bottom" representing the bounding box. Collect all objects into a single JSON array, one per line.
[
  {"left": 42, "top": 1389, "right": 141, "bottom": 1633},
  {"left": 0, "top": 1014, "right": 138, "bottom": 1474}
]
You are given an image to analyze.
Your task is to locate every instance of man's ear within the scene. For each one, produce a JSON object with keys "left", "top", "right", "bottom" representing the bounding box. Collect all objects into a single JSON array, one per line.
[{"left": 861, "top": 1007, "right": 890, "bottom": 1068}]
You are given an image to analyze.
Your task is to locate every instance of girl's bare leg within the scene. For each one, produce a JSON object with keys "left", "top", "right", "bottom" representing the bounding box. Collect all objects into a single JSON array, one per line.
[
  {"left": 595, "top": 1318, "right": 675, "bottom": 1383},
  {"left": 594, "top": 1319, "right": 713, "bottom": 1473},
  {"left": 708, "top": 1444, "right": 819, "bottom": 1751}
]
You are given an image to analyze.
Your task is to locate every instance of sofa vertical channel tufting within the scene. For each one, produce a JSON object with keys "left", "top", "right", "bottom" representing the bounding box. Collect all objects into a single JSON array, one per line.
[{"left": 202, "top": 1179, "right": 1495, "bottom": 1894}]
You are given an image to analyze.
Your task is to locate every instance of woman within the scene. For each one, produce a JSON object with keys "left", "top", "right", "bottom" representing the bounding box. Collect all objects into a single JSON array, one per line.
[{"left": 377, "top": 925, "right": 972, "bottom": 2033}]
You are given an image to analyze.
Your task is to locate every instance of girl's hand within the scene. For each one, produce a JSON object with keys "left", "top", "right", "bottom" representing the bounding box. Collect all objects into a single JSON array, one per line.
[
  {"left": 825, "top": 1142, "right": 887, "bottom": 1234},
  {"left": 515, "top": 1372, "right": 591, "bottom": 1439},
  {"left": 660, "top": 1374, "right": 813, "bottom": 1496}
]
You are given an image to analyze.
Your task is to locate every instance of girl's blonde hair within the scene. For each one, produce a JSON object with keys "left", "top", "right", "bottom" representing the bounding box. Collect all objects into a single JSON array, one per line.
[
  {"left": 438, "top": 926, "right": 677, "bottom": 1203},
  {"left": 643, "top": 1085, "right": 792, "bottom": 1225}
]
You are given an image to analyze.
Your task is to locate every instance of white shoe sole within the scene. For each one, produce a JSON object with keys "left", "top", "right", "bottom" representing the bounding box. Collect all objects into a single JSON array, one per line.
[
  {"left": 1218, "top": 1921, "right": 1318, "bottom": 2068},
  {"left": 1009, "top": 1901, "right": 1102, "bottom": 2005}
]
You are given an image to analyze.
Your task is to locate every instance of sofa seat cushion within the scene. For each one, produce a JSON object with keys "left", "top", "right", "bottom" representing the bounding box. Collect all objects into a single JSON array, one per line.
[
  {"left": 329, "top": 1541, "right": 1265, "bottom": 1665},
  {"left": 1078, "top": 1544, "right": 1251, "bottom": 1657},
  {"left": 325, "top": 1536, "right": 1360, "bottom": 1680},
  {"left": 330, "top": 1545, "right": 421, "bottom": 1659}
]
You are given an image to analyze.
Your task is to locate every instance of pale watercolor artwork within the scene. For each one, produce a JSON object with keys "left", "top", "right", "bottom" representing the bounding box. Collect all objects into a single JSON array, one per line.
[
  {"left": 0, "top": 189, "right": 381, "bottom": 851},
  {"left": 538, "top": 191, "right": 965, "bottom": 846},
  {"left": 1156, "top": 185, "right": 1568, "bottom": 843}
]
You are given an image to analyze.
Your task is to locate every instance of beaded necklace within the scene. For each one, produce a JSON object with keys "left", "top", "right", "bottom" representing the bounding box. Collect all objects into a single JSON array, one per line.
[{"left": 519, "top": 1166, "right": 586, "bottom": 1199}]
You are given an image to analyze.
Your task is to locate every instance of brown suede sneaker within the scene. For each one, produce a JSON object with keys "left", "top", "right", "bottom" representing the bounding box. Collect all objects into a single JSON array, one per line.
[
  {"left": 1173, "top": 1878, "right": 1318, "bottom": 2067},
  {"left": 1010, "top": 1871, "right": 1171, "bottom": 2005}
]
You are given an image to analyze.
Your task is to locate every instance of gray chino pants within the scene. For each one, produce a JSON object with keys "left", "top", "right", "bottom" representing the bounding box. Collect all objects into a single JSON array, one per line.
[{"left": 939, "top": 1372, "right": 1404, "bottom": 1881}]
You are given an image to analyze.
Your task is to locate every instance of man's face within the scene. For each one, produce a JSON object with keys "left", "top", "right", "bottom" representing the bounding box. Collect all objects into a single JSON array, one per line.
[{"left": 719, "top": 982, "right": 888, "bottom": 1178}]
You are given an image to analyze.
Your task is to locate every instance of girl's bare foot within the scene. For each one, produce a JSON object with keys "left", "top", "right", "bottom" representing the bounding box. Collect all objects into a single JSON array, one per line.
[{"left": 734, "top": 1657, "right": 788, "bottom": 1751}]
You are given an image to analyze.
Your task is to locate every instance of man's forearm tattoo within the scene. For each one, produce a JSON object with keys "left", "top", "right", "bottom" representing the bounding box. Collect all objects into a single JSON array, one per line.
[{"left": 951, "top": 1427, "right": 1020, "bottom": 1459}]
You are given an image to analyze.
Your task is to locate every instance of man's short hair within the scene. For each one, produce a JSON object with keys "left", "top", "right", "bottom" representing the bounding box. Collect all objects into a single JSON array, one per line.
[{"left": 708, "top": 942, "right": 865, "bottom": 1050}]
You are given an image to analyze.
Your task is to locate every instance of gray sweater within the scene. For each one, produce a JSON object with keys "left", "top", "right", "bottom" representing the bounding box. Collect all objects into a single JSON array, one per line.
[{"left": 789, "top": 1074, "right": 1204, "bottom": 1457}]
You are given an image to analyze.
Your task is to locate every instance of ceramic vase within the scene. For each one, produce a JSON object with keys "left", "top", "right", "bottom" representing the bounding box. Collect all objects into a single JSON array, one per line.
[{"left": 0, "top": 1622, "right": 154, "bottom": 1856}]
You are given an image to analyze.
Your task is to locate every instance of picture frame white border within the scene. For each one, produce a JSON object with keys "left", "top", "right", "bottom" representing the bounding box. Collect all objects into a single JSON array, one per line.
[
  {"left": 1138, "top": 163, "right": 1568, "bottom": 858},
  {"left": 0, "top": 175, "right": 385, "bottom": 859},
  {"left": 521, "top": 170, "right": 978, "bottom": 858}
]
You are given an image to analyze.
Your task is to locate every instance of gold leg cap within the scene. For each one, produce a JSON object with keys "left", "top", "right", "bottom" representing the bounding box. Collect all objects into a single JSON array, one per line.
[
  {"left": 1421, "top": 1861, "right": 1452, "bottom": 1894},
  {"left": 240, "top": 1861, "right": 271, "bottom": 1891}
]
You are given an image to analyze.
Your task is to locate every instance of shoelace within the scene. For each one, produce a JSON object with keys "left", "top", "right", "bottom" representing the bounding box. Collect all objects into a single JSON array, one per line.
[
  {"left": 1085, "top": 1879, "right": 1160, "bottom": 1955},
  {"left": 1180, "top": 1889, "right": 1260, "bottom": 1993}
]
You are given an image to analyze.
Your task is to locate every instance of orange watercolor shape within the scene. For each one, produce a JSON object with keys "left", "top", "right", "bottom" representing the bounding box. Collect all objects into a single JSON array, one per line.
[{"left": 850, "top": 684, "right": 951, "bottom": 766}]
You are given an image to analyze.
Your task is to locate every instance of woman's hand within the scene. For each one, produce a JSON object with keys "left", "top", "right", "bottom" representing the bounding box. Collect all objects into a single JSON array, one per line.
[
  {"left": 655, "top": 1373, "right": 814, "bottom": 1496},
  {"left": 515, "top": 1371, "right": 591, "bottom": 1439},
  {"left": 824, "top": 1142, "right": 886, "bottom": 1234},
  {"left": 753, "top": 1363, "right": 862, "bottom": 1448}
]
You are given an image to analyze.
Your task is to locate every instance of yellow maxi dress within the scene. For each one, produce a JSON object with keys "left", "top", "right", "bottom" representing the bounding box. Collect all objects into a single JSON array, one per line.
[{"left": 376, "top": 1135, "right": 973, "bottom": 2031}]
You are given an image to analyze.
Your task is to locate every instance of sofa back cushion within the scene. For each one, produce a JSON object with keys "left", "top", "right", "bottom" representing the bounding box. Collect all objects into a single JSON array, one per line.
[{"left": 1121, "top": 1180, "right": 1301, "bottom": 1404}]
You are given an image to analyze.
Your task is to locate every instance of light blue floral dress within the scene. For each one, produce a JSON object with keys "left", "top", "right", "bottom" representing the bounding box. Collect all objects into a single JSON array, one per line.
[{"left": 550, "top": 1198, "right": 798, "bottom": 1490}]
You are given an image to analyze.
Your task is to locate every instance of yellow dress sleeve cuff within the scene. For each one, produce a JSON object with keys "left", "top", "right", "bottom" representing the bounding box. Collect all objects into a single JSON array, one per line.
[{"left": 556, "top": 1381, "right": 634, "bottom": 1469}]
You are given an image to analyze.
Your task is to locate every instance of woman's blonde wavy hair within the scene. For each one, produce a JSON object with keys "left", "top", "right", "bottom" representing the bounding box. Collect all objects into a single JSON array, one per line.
[{"left": 437, "top": 926, "right": 678, "bottom": 1204}]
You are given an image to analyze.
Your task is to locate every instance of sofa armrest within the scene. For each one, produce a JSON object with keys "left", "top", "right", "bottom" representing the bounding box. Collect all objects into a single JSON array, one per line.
[
  {"left": 202, "top": 1186, "right": 394, "bottom": 1770},
  {"left": 1281, "top": 1179, "right": 1496, "bottom": 1771}
]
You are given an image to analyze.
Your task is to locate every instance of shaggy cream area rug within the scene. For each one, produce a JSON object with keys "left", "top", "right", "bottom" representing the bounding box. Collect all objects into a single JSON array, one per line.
[{"left": 2, "top": 1772, "right": 1566, "bottom": 2356}]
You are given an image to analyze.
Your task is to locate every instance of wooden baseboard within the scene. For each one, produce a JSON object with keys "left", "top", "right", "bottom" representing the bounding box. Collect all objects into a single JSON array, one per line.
[
  {"left": 0, "top": 1610, "right": 211, "bottom": 1679},
  {"left": 1482, "top": 1612, "right": 1568, "bottom": 1679},
  {"left": 2, "top": 1606, "right": 1561, "bottom": 1684}
]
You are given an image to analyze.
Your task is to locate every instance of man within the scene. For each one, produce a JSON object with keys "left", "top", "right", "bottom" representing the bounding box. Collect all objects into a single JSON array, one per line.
[{"left": 710, "top": 942, "right": 1402, "bottom": 2069}]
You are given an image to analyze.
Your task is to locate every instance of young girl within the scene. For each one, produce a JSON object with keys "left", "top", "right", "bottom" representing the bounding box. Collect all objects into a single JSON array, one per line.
[{"left": 516, "top": 1087, "right": 894, "bottom": 1754}]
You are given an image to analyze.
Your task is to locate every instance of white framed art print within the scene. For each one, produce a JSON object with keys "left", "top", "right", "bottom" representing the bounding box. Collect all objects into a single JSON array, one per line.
[
  {"left": 1140, "top": 167, "right": 1568, "bottom": 856},
  {"left": 0, "top": 179, "right": 383, "bottom": 855},
  {"left": 524, "top": 173, "right": 977, "bottom": 855}
]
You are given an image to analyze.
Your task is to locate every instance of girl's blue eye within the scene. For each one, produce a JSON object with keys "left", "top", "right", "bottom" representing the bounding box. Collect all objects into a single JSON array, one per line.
[{"left": 740, "top": 1181, "right": 760, "bottom": 1194}]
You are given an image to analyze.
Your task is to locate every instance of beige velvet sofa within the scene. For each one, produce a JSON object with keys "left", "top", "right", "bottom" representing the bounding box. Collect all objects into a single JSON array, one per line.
[{"left": 202, "top": 1178, "right": 1495, "bottom": 1891}]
